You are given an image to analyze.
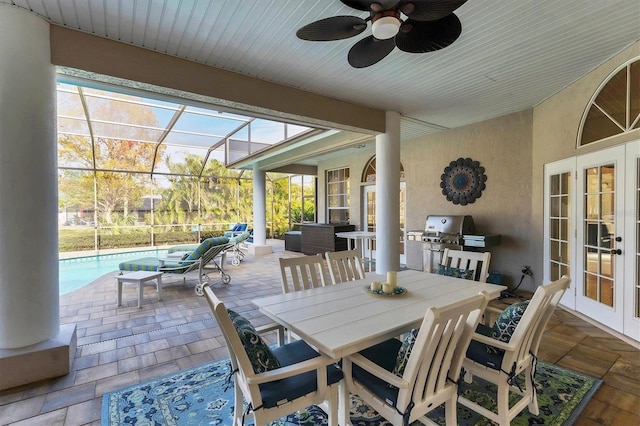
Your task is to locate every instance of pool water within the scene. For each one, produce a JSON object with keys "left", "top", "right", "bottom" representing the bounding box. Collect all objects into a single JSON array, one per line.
[{"left": 59, "top": 250, "right": 167, "bottom": 295}]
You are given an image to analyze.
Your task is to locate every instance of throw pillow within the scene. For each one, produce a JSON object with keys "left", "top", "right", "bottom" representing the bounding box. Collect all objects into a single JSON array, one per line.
[
  {"left": 392, "top": 329, "right": 419, "bottom": 377},
  {"left": 436, "top": 264, "right": 449, "bottom": 276},
  {"left": 436, "top": 264, "right": 475, "bottom": 280},
  {"left": 487, "top": 300, "right": 530, "bottom": 354},
  {"left": 450, "top": 267, "right": 475, "bottom": 280},
  {"left": 228, "top": 309, "right": 281, "bottom": 374}
]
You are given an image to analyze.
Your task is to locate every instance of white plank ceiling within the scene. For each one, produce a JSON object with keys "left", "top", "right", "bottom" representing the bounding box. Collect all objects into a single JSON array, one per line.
[{"left": 2, "top": 0, "right": 639, "bottom": 153}]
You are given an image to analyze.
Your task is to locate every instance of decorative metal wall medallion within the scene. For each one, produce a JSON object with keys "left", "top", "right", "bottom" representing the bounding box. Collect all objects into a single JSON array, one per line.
[{"left": 440, "top": 157, "right": 487, "bottom": 205}]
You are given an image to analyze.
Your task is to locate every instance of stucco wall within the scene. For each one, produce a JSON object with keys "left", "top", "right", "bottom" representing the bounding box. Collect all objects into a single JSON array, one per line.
[
  {"left": 316, "top": 145, "right": 376, "bottom": 227},
  {"left": 318, "top": 110, "right": 534, "bottom": 289},
  {"left": 404, "top": 110, "right": 534, "bottom": 288}
]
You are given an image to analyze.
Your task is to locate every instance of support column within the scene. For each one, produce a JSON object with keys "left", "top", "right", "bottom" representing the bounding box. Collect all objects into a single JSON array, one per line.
[
  {"left": 0, "top": 6, "right": 76, "bottom": 390},
  {"left": 249, "top": 164, "right": 272, "bottom": 255},
  {"left": 375, "top": 111, "right": 401, "bottom": 274}
]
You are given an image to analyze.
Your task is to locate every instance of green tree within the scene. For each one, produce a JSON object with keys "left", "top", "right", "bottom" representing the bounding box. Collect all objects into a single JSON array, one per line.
[
  {"left": 269, "top": 176, "right": 292, "bottom": 237},
  {"left": 57, "top": 97, "right": 164, "bottom": 225},
  {"left": 160, "top": 153, "right": 204, "bottom": 225}
]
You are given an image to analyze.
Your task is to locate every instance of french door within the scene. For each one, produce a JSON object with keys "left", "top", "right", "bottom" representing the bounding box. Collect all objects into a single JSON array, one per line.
[
  {"left": 575, "top": 145, "right": 626, "bottom": 332},
  {"left": 544, "top": 140, "right": 639, "bottom": 340},
  {"left": 362, "top": 183, "right": 406, "bottom": 264}
]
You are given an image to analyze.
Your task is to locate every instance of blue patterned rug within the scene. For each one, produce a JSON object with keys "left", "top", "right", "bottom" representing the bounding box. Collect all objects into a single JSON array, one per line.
[{"left": 102, "top": 358, "right": 600, "bottom": 425}]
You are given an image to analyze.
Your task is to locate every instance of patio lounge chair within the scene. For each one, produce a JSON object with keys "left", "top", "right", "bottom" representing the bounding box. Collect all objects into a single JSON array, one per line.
[
  {"left": 168, "top": 231, "right": 250, "bottom": 266},
  {"left": 119, "top": 236, "right": 232, "bottom": 296},
  {"left": 227, "top": 231, "right": 250, "bottom": 266},
  {"left": 224, "top": 222, "right": 248, "bottom": 238}
]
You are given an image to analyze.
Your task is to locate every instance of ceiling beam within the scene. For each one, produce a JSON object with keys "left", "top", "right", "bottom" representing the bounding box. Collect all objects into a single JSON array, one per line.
[{"left": 49, "top": 26, "right": 386, "bottom": 135}]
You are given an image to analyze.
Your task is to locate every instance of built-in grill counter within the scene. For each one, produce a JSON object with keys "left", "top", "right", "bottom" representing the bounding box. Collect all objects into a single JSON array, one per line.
[{"left": 405, "top": 215, "right": 501, "bottom": 272}]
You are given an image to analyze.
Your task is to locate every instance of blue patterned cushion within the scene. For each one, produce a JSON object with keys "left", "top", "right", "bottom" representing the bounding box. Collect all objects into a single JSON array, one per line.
[
  {"left": 391, "top": 329, "right": 419, "bottom": 377},
  {"left": 229, "top": 231, "right": 250, "bottom": 245},
  {"left": 228, "top": 310, "right": 281, "bottom": 374},
  {"left": 118, "top": 257, "right": 161, "bottom": 272},
  {"left": 437, "top": 264, "right": 475, "bottom": 280},
  {"left": 487, "top": 300, "right": 530, "bottom": 354}
]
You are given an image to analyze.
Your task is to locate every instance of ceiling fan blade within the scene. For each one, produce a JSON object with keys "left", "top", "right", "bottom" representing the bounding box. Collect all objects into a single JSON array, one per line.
[
  {"left": 398, "top": 0, "right": 468, "bottom": 21},
  {"left": 348, "top": 35, "right": 396, "bottom": 68},
  {"left": 395, "top": 15, "right": 462, "bottom": 53},
  {"left": 341, "top": 1, "right": 399, "bottom": 12},
  {"left": 296, "top": 16, "right": 367, "bottom": 41}
]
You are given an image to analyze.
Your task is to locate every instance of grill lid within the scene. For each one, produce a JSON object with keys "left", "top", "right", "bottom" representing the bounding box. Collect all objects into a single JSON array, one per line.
[{"left": 424, "top": 215, "right": 475, "bottom": 235}]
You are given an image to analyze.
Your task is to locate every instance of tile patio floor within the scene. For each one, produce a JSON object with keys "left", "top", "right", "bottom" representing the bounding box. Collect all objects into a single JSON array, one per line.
[{"left": 0, "top": 240, "right": 638, "bottom": 425}]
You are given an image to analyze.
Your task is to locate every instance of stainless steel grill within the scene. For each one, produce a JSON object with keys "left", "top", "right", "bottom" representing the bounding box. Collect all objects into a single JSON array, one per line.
[
  {"left": 405, "top": 215, "right": 500, "bottom": 272},
  {"left": 422, "top": 215, "right": 476, "bottom": 272}
]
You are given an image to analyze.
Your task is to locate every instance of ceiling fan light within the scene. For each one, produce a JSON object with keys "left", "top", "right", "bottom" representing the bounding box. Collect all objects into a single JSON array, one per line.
[{"left": 371, "top": 16, "right": 400, "bottom": 39}]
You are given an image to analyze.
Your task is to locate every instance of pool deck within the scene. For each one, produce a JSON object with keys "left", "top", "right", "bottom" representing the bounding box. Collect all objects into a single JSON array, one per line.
[{"left": 1, "top": 239, "right": 639, "bottom": 425}]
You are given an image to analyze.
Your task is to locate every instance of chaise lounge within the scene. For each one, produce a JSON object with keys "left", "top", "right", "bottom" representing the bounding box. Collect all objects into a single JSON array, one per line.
[{"left": 118, "top": 236, "right": 232, "bottom": 295}]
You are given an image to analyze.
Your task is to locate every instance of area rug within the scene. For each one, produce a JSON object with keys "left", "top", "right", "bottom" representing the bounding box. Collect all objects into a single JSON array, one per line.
[{"left": 102, "top": 358, "right": 601, "bottom": 425}]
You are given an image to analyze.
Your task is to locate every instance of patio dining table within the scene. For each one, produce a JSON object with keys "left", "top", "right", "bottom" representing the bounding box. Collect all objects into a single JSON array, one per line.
[{"left": 252, "top": 269, "right": 506, "bottom": 360}]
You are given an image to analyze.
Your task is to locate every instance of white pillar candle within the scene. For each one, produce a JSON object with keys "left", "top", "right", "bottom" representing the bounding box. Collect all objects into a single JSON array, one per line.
[
  {"left": 387, "top": 271, "right": 397, "bottom": 288},
  {"left": 382, "top": 282, "right": 394, "bottom": 294},
  {"left": 370, "top": 281, "right": 382, "bottom": 292}
]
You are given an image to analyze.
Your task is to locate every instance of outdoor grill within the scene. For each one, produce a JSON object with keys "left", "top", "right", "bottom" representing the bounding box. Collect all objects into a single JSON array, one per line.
[
  {"left": 422, "top": 215, "right": 475, "bottom": 272},
  {"left": 406, "top": 215, "right": 501, "bottom": 272}
]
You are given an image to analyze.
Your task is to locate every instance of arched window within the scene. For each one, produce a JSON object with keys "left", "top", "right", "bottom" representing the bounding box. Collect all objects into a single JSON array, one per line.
[
  {"left": 578, "top": 58, "right": 640, "bottom": 147},
  {"left": 361, "top": 156, "right": 405, "bottom": 183}
]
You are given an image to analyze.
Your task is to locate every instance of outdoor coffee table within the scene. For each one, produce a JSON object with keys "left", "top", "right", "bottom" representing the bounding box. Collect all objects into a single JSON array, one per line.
[{"left": 116, "top": 271, "right": 164, "bottom": 308}]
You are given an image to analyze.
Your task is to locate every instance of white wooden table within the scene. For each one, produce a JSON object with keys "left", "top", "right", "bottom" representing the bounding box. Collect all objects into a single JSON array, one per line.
[
  {"left": 253, "top": 269, "right": 506, "bottom": 359},
  {"left": 116, "top": 271, "right": 164, "bottom": 308},
  {"left": 335, "top": 231, "right": 376, "bottom": 272}
]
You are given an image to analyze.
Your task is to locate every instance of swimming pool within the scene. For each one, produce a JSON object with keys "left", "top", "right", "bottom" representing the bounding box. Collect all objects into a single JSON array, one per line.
[{"left": 59, "top": 250, "right": 168, "bottom": 295}]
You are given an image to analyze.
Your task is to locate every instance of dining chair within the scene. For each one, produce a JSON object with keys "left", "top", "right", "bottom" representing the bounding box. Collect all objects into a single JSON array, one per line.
[
  {"left": 439, "top": 248, "right": 491, "bottom": 282},
  {"left": 203, "top": 284, "right": 345, "bottom": 426},
  {"left": 343, "top": 292, "right": 490, "bottom": 426},
  {"left": 325, "top": 249, "right": 365, "bottom": 284},
  {"left": 458, "top": 275, "right": 571, "bottom": 425},
  {"left": 278, "top": 254, "right": 328, "bottom": 293}
]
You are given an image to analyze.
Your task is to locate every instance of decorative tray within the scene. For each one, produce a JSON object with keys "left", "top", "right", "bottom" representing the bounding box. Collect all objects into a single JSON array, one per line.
[{"left": 364, "top": 285, "right": 408, "bottom": 297}]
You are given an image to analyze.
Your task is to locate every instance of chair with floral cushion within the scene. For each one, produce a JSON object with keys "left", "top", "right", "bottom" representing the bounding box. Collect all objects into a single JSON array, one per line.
[
  {"left": 203, "top": 284, "right": 345, "bottom": 426},
  {"left": 438, "top": 248, "right": 491, "bottom": 282},
  {"left": 342, "top": 292, "right": 489, "bottom": 426},
  {"left": 458, "top": 275, "right": 570, "bottom": 425}
]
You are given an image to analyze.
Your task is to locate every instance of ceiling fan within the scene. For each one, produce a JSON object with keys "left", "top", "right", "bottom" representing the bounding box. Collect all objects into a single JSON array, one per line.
[{"left": 296, "top": 0, "right": 467, "bottom": 68}]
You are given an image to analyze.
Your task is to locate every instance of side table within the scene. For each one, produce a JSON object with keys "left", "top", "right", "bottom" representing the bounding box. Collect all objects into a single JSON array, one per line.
[{"left": 116, "top": 271, "right": 164, "bottom": 308}]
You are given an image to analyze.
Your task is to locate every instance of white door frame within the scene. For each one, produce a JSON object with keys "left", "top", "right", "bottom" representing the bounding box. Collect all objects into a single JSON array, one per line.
[{"left": 624, "top": 140, "right": 640, "bottom": 341}]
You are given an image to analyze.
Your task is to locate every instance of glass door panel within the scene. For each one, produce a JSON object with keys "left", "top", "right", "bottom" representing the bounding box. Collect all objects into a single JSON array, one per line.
[{"left": 582, "top": 164, "right": 615, "bottom": 307}]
